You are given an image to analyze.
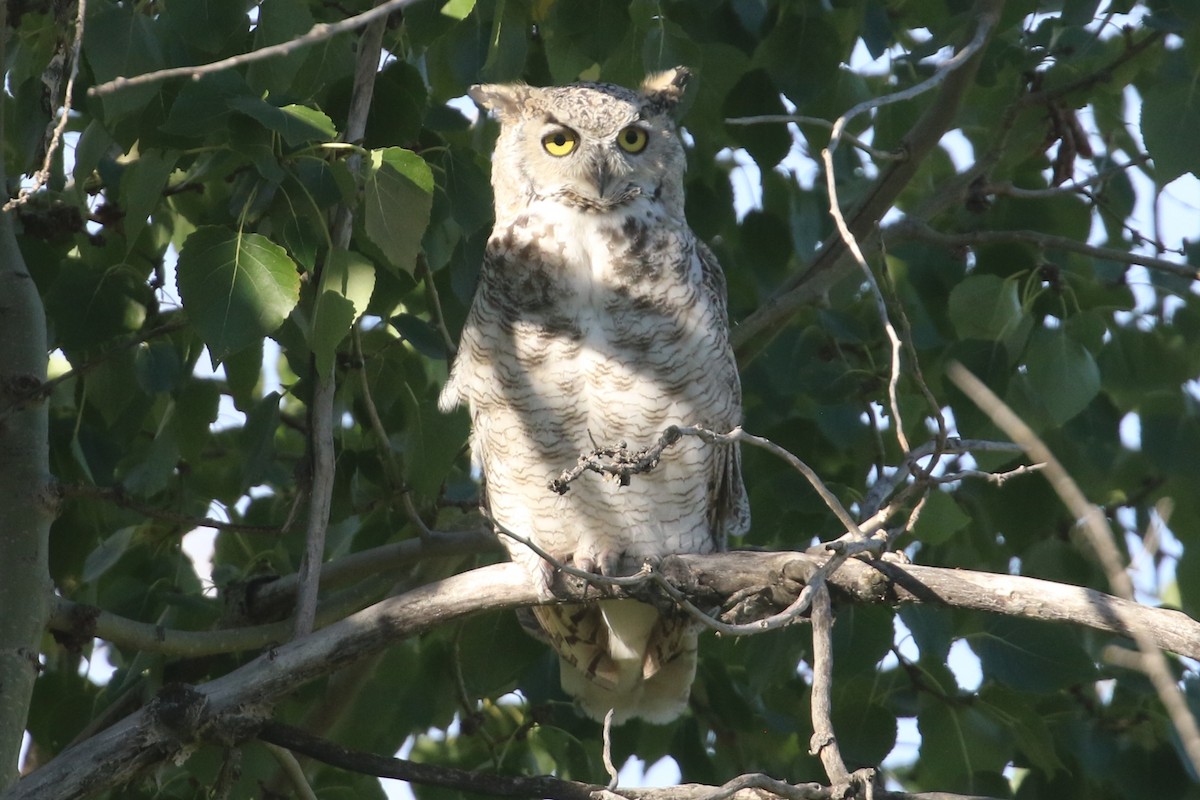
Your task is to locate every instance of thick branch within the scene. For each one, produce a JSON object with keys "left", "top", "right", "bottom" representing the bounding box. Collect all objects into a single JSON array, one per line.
[
  {"left": 12, "top": 551, "right": 1200, "bottom": 798},
  {"left": 45, "top": 531, "right": 497, "bottom": 657},
  {"left": 0, "top": 1, "right": 55, "bottom": 784}
]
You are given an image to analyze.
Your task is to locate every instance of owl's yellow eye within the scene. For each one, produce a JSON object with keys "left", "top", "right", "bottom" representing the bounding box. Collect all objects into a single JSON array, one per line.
[
  {"left": 542, "top": 128, "right": 578, "bottom": 157},
  {"left": 616, "top": 126, "right": 648, "bottom": 154}
]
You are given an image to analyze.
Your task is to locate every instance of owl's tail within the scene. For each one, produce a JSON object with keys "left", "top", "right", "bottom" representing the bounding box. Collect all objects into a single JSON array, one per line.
[{"left": 531, "top": 600, "right": 697, "bottom": 724}]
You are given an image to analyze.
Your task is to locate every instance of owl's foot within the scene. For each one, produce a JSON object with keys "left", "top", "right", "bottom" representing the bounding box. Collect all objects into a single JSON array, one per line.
[{"left": 572, "top": 547, "right": 657, "bottom": 580}]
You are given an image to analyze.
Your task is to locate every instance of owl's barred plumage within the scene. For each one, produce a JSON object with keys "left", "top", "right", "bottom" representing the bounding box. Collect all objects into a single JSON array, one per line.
[{"left": 439, "top": 68, "right": 749, "bottom": 723}]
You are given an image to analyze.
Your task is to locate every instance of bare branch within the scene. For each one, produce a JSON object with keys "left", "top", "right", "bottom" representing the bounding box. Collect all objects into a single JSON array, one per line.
[
  {"left": 549, "top": 427, "right": 683, "bottom": 494},
  {"left": 262, "top": 741, "right": 319, "bottom": 800},
  {"left": 807, "top": 585, "right": 849, "bottom": 786},
  {"left": 14, "top": 552, "right": 1200, "bottom": 798},
  {"left": 886, "top": 220, "right": 1200, "bottom": 282},
  {"left": 827, "top": 13, "right": 997, "bottom": 154},
  {"left": 815, "top": 8, "right": 998, "bottom": 456},
  {"left": 723, "top": 115, "right": 900, "bottom": 162},
  {"left": 858, "top": 437, "right": 1025, "bottom": 519},
  {"left": 947, "top": 363, "right": 1200, "bottom": 775},
  {"left": 88, "top": 0, "right": 424, "bottom": 97},
  {"left": 261, "top": 720, "right": 995, "bottom": 800},
  {"left": 819, "top": 144, "right": 910, "bottom": 451}
]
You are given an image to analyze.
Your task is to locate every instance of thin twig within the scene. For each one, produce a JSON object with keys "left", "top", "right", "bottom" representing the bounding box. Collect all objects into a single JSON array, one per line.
[
  {"left": 0, "top": 319, "right": 187, "bottom": 426},
  {"left": 677, "top": 426, "right": 865, "bottom": 539},
  {"left": 550, "top": 427, "right": 682, "bottom": 494},
  {"left": 827, "top": 16, "right": 997, "bottom": 153},
  {"left": 807, "top": 584, "right": 849, "bottom": 786},
  {"left": 977, "top": 154, "right": 1149, "bottom": 200},
  {"left": 88, "top": 0, "right": 425, "bottom": 97},
  {"left": 816, "top": 15, "right": 996, "bottom": 457},
  {"left": 3, "top": 0, "right": 87, "bottom": 212},
  {"left": 724, "top": 114, "right": 901, "bottom": 162},
  {"left": 887, "top": 220, "right": 1200, "bottom": 282},
  {"left": 602, "top": 710, "right": 619, "bottom": 790},
  {"left": 858, "top": 437, "right": 1025, "bottom": 518},
  {"left": 351, "top": 326, "right": 433, "bottom": 539},
  {"left": 61, "top": 484, "right": 283, "bottom": 535},
  {"left": 731, "top": 0, "right": 1001, "bottom": 366},
  {"left": 947, "top": 362, "right": 1200, "bottom": 777},
  {"left": 816, "top": 15, "right": 1003, "bottom": 460},
  {"left": 417, "top": 259, "right": 459, "bottom": 356}
]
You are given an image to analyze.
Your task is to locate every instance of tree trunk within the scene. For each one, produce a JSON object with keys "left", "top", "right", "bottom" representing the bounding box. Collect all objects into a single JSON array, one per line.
[{"left": 0, "top": 201, "right": 54, "bottom": 788}]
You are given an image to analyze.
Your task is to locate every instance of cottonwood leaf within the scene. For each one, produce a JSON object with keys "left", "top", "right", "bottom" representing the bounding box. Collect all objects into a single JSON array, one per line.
[
  {"left": 362, "top": 148, "right": 434, "bottom": 275},
  {"left": 176, "top": 227, "right": 300, "bottom": 364}
]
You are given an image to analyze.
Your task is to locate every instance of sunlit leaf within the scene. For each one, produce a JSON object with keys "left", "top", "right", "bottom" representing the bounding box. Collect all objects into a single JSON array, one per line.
[
  {"left": 362, "top": 148, "right": 434, "bottom": 275},
  {"left": 176, "top": 227, "right": 301, "bottom": 363}
]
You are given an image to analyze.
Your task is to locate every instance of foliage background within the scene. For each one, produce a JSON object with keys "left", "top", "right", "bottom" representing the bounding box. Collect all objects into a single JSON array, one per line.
[{"left": 3, "top": 0, "right": 1200, "bottom": 798}]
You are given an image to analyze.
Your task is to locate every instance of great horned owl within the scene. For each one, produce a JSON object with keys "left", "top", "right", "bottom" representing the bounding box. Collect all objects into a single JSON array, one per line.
[{"left": 439, "top": 67, "right": 749, "bottom": 724}]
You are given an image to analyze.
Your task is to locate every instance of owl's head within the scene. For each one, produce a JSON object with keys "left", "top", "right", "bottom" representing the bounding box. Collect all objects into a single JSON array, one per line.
[{"left": 470, "top": 67, "right": 691, "bottom": 220}]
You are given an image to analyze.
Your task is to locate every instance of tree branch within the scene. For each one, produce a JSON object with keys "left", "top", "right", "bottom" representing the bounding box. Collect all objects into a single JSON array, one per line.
[
  {"left": 0, "top": 0, "right": 55, "bottom": 785},
  {"left": 13, "top": 550, "right": 1200, "bottom": 799},
  {"left": 947, "top": 363, "right": 1200, "bottom": 775},
  {"left": 886, "top": 220, "right": 1200, "bottom": 281},
  {"left": 261, "top": 720, "right": 995, "bottom": 800},
  {"left": 732, "top": 0, "right": 1004, "bottom": 365},
  {"left": 87, "top": 0, "right": 424, "bottom": 97}
]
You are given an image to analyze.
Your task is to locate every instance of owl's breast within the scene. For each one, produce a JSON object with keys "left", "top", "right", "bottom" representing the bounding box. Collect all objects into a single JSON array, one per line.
[{"left": 479, "top": 206, "right": 722, "bottom": 438}]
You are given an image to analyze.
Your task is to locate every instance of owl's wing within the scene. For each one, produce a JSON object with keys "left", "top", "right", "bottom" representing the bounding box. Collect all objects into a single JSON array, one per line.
[{"left": 697, "top": 241, "right": 751, "bottom": 546}]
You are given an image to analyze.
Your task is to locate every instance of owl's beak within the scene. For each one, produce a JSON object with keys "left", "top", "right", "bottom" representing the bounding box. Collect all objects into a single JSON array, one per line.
[{"left": 593, "top": 159, "right": 616, "bottom": 199}]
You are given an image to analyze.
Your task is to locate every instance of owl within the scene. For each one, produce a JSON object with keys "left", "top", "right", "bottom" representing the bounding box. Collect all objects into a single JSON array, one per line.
[{"left": 439, "top": 67, "right": 749, "bottom": 724}]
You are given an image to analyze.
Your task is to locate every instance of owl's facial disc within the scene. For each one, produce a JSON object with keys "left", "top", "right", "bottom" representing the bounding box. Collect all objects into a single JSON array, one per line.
[{"left": 538, "top": 126, "right": 652, "bottom": 210}]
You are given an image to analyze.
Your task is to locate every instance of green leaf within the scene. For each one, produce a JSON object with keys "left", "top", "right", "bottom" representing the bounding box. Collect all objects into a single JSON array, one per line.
[
  {"left": 84, "top": 2, "right": 166, "bottom": 121},
  {"left": 972, "top": 616, "right": 1096, "bottom": 693},
  {"left": 978, "top": 685, "right": 1065, "bottom": 777},
  {"left": 239, "top": 392, "right": 284, "bottom": 490},
  {"left": 83, "top": 526, "right": 137, "bottom": 583},
  {"left": 160, "top": 0, "right": 247, "bottom": 56},
  {"left": 119, "top": 149, "right": 179, "bottom": 250},
  {"left": 310, "top": 250, "right": 377, "bottom": 376},
  {"left": 1022, "top": 327, "right": 1101, "bottom": 427},
  {"left": 722, "top": 69, "right": 791, "bottom": 169},
  {"left": 917, "top": 694, "right": 1011, "bottom": 788},
  {"left": 542, "top": 0, "right": 631, "bottom": 82},
  {"left": 440, "top": 0, "right": 476, "bottom": 20},
  {"left": 1141, "top": 82, "right": 1200, "bottom": 184},
  {"left": 121, "top": 425, "right": 181, "bottom": 496},
  {"left": 913, "top": 489, "right": 971, "bottom": 545},
  {"left": 400, "top": 385, "right": 470, "bottom": 500},
  {"left": 230, "top": 97, "right": 338, "bottom": 146},
  {"left": 948, "top": 274, "right": 1027, "bottom": 343},
  {"left": 176, "top": 227, "right": 301, "bottom": 363},
  {"left": 362, "top": 148, "right": 434, "bottom": 275},
  {"left": 72, "top": 121, "right": 115, "bottom": 202}
]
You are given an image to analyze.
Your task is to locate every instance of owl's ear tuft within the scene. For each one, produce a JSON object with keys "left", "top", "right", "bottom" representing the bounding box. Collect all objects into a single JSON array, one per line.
[
  {"left": 641, "top": 66, "right": 692, "bottom": 115},
  {"left": 468, "top": 83, "right": 529, "bottom": 123}
]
